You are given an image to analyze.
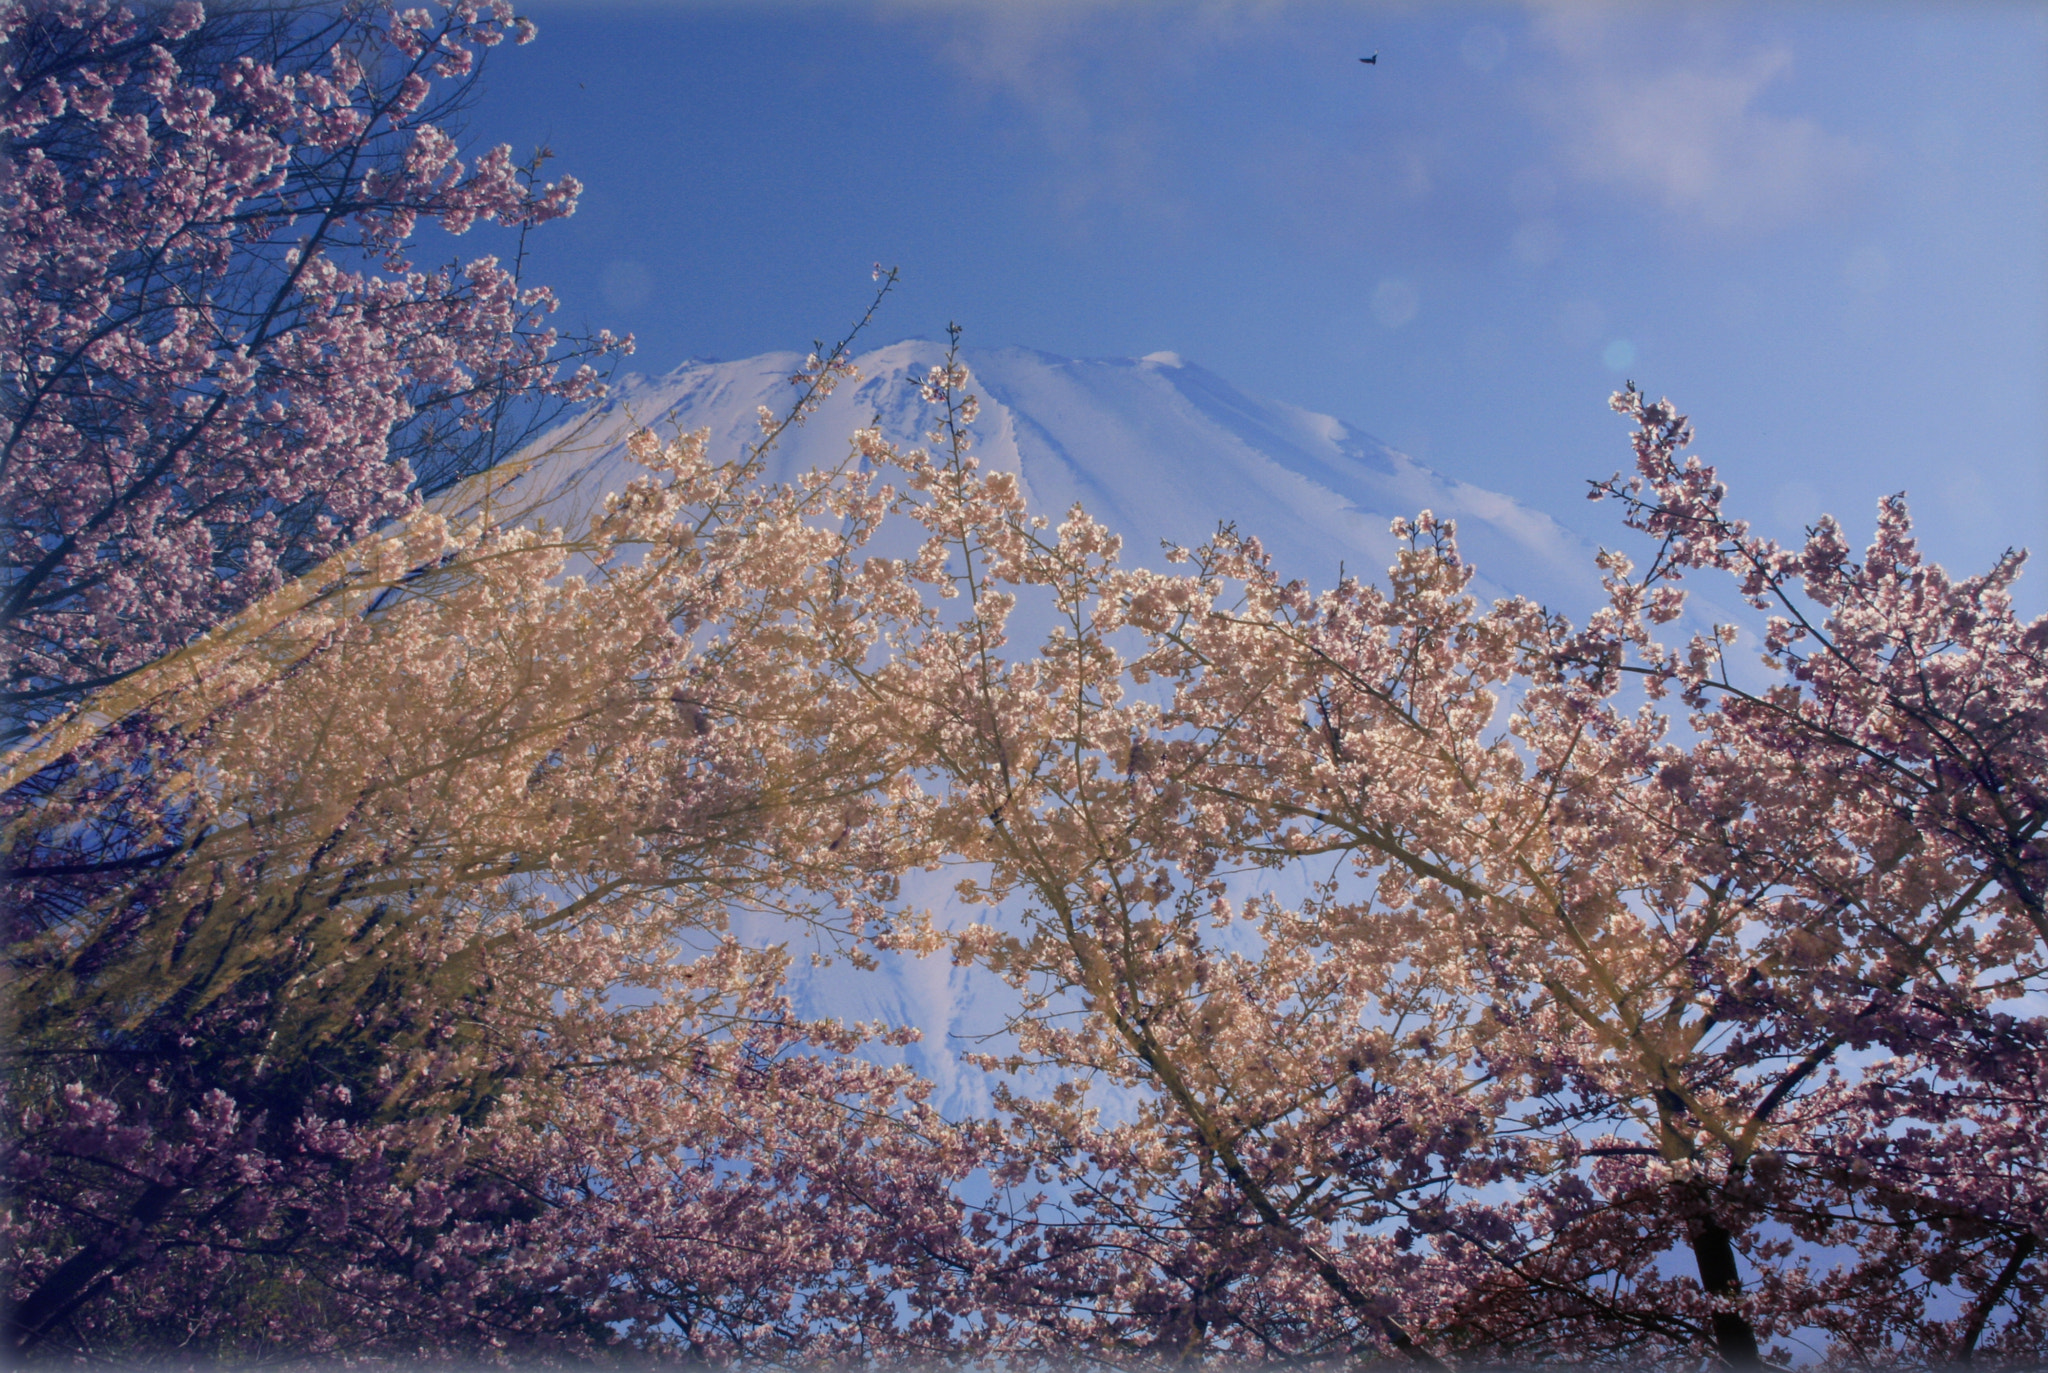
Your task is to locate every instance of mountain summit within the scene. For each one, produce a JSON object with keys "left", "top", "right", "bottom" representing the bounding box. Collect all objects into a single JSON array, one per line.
[
  {"left": 506, "top": 340, "right": 1603, "bottom": 614},
  {"left": 497, "top": 341, "right": 1615, "bottom": 1104}
]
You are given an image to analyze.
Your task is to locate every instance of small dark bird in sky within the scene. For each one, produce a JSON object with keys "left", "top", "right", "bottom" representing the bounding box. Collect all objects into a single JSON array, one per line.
[{"left": 1360, "top": 53, "right": 1378, "bottom": 64}]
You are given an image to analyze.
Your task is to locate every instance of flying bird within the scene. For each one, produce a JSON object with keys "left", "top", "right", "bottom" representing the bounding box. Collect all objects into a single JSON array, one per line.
[{"left": 1360, "top": 53, "right": 1377, "bottom": 64}]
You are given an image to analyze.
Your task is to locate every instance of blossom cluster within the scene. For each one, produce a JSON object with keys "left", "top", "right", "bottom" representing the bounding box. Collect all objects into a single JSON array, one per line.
[
  {"left": 2, "top": 9, "right": 2042, "bottom": 1358},
  {"left": 2, "top": 0, "right": 621, "bottom": 728},
  {"left": 7, "top": 344, "right": 2043, "bottom": 1368}
]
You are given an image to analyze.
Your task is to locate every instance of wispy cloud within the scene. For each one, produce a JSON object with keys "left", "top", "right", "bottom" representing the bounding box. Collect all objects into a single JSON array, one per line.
[
  {"left": 1525, "top": 4, "right": 1877, "bottom": 234},
  {"left": 882, "top": 0, "right": 1267, "bottom": 232},
  {"left": 877, "top": 0, "right": 1879, "bottom": 248}
]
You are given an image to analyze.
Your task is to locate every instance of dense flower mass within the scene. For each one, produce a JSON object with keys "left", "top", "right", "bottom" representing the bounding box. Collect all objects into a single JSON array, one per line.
[
  {"left": 2, "top": 0, "right": 620, "bottom": 729},
  {"left": 7, "top": 349, "right": 2046, "bottom": 1367},
  {"left": 795, "top": 349, "right": 2044, "bottom": 1368},
  {"left": 4, "top": 6, "right": 2045, "bottom": 1367},
  {"left": 2, "top": 412, "right": 993, "bottom": 1359}
]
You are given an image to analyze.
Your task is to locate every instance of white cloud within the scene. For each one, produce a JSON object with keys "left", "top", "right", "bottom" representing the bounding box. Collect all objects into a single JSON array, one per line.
[
  {"left": 889, "top": 0, "right": 1264, "bottom": 230},
  {"left": 878, "top": 0, "right": 1880, "bottom": 248},
  {"left": 1525, "top": 5, "right": 1876, "bottom": 234}
]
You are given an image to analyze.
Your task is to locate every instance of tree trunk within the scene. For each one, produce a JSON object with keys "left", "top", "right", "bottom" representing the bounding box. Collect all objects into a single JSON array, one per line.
[
  {"left": 1958, "top": 1231, "right": 2037, "bottom": 1365},
  {"left": 1690, "top": 1217, "right": 1763, "bottom": 1369},
  {"left": 6, "top": 1180, "right": 181, "bottom": 1355}
]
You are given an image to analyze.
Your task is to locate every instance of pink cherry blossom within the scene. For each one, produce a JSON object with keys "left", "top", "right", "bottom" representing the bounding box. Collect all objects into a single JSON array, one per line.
[{"left": 2, "top": 0, "right": 622, "bottom": 732}]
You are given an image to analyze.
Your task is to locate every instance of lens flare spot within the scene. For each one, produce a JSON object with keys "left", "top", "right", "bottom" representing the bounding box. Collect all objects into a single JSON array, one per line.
[{"left": 1372, "top": 278, "right": 1420, "bottom": 329}]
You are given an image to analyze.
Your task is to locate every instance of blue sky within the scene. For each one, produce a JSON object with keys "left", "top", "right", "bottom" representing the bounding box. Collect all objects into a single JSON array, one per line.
[{"left": 466, "top": 1, "right": 2046, "bottom": 610}]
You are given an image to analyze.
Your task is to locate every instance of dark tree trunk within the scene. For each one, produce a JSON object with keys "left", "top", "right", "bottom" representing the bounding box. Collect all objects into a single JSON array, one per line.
[
  {"left": 1958, "top": 1231, "right": 2037, "bottom": 1365},
  {"left": 1691, "top": 1217, "right": 1763, "bottom": 1369},
  {"left": 5, "top": 1180, "right": 181, "bottom": 1355}
]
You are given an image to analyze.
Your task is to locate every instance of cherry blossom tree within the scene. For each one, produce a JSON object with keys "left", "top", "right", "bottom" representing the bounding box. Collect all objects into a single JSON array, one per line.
[
  {"left": 1557, "top": 389, "right": 2048, "bottom": 1366},
  {"left": 810, "top": 341, "right": 1515, "bottom": 1366},
  {"left": 1115, "top": 392, "right": 2045, "bottom": 1367},
  {"left": 6, "top": 23, "right": 2041, "bottom": 1347},
  {"left": 825, "top": 353, "right": 2046, "bottom": 1369},
  {"left": 2, "top": 0, "right": 619, "bottom": 731},
  {"left": 1, "top": 404, "right": 1002, "bottom": 1360}
]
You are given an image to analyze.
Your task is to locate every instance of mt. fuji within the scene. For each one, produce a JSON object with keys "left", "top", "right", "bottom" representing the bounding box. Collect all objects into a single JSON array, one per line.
[
  {"left": 504, "top": 339, "right": 1608, "bottom": 617},
  {"left": 497, "top": 341, "right": 1623, "bottom": 1107}
]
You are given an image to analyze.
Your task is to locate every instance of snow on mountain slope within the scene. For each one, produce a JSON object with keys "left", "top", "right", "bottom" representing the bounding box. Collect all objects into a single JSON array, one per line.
[
  {"left": 502, "top": 339, "right": 1606, "bottom": 616},
  {"left": 497, "top": 340, "right": 1621, "bottom": 1113}
]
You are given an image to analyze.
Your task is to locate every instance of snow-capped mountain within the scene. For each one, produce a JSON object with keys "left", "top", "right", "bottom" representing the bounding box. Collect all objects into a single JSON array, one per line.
[
  {"left": 502, "top": 339, "right": 1605, "bottom": 615},
  {"left": 497, "top": 340, "right": 1618, "bottom": 1113}
]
